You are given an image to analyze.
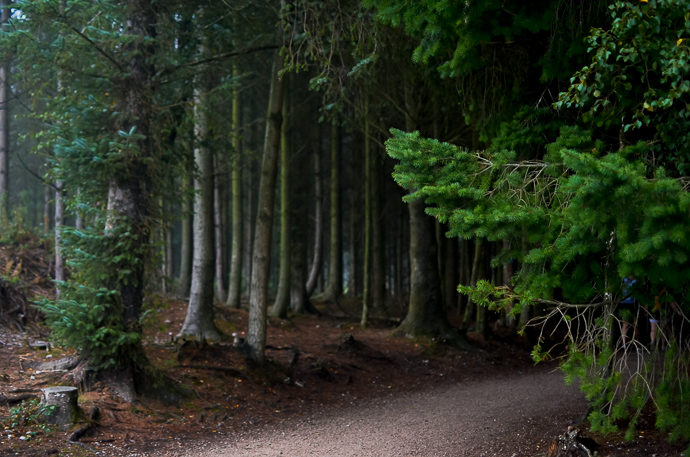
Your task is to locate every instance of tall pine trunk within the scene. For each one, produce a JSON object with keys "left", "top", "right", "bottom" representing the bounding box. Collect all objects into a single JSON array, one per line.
[
  {"left": 290, "top": 141, "right": 312, "bottom": 314},
  {"left": 371, "top": 144, "right": 386, "bottom": 316},
  {"left": 226, "top": 64, "right": 243, "bottom": 309},
  {"left": 463, "top": 238, "right": 483, "bottom": 329},
  {"left": 272, "top": 91, "right": 291, "bottom": 318},
  {"left": 305, "top": 144, "right": 323, "bottom": 297},
  {"left": 394, "top": 71, "right": 469, "bottom": 349},
  {"left": 214, "top": 155, "right": 226, "bottom": 302},
  {"left": 320, "top": 121, "right": 342, "bottom": 302},
  {"left": 0, "top": 0, "right": 9, "bottom": 218},
  {"left": 178, "top": 28, "right": 221, "bottom": 340},
  {"left": 54, "top": 182, "right": 64, "bottom": 299},
  {"left": 177, "top": 173, "right": 193, "bottom": 297},
  {"left": 361, "top": 96, "right": 372, "bottom": 326},
  {"left": 100, "top": 0, "right": 157, "bottom": 400},
  {"left": 247, "top": 52, "right": 286, "bottom": 363}
]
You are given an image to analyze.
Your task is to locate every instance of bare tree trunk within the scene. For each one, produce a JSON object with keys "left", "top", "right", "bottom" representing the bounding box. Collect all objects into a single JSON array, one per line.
[
  {"left": 227, "top": 65, "right": 243, "bottom": 309},
  {"left": 371, "top": 143, "right": 386, "bottom": 317},
  {"left": 305, "top": 145, "right": 323, "bottom": 297},
  {"left": 503, "top": 238, "right": 515, "bottom": 328},
  {"left": 518, "top": 225, "right": 531, "bottom": 330},
  {"left": 214, "top": 155, "right": 226, "bottom": 302},
  {"left": 0, "top": 0, "right": 9, "bottom": 219},
  {"left": 54, "top": 182, "right": 64, "bottom": 299},
  {"left": 463, "top": 238, "right": 483, "bottom": 329},
  {"left": 394, "top": 72, "right": 469, "bottom": 348},
  {"left": 395, "top": 202, "right": 403, "bottom": 298},
  {"left": 361, "top": 96, "right": 372, "bottom": 326},
  {"left": 247, "top": 52, "right": 286, "bottom": 364},
  {"left": 244, "top": 161, "right": 254, "bottom": 301},
  {"left": 177, "top": 173, "right": 193, "bottom": 297},
  {"left": 178, "top": 56, "right": 221, "bottom": 340},
  {"left": 43, "top": 185, "right": 51, "bottom": 235},
  {"left": 321, "top": 121, "right": 342, "bottom": 302},
  {"left": 444, "top": 235, "right": 459, "bottom": 311},
  {"left": 75, "top": 189, "right": 84, "bottom": 230},
  {"left": 290, "top": 142, "right": 312, "bottom": 314},
  {"left": 272, "top": 91, "right": 291, "bottom": 318}
]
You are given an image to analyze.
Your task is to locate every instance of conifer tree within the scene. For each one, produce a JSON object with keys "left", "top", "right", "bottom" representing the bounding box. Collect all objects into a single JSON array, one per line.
[{"left": 380, "top": 0, "right": 690, "bottom": 442}]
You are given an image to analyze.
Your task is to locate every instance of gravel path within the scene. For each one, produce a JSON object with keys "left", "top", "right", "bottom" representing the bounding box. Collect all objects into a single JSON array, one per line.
[{"left": 177, "top": 364, "right": 587, "bottom": 457}]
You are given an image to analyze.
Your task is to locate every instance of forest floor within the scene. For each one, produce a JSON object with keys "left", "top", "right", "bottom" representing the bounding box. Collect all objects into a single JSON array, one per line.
[{"left": 0, "top": 239, "right": 688, "bottom": 456}]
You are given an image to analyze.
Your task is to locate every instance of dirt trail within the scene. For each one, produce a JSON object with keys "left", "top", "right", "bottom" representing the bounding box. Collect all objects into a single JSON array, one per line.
[{"left": 174, "top": 364, "right": 586, "bottom": 457}]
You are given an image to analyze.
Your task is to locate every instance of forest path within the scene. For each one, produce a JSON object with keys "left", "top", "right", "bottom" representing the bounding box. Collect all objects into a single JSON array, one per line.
[{"left": 175, "top": 364, "right": 586, "bottom": 457}]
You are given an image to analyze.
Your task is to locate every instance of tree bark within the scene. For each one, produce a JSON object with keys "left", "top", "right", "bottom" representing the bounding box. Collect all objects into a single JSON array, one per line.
[
  {"left": 226, "top": 64, "right": 243, "bottom": 309},
  {"left": 444, "top": 235, "right": 459, "bottom": 311},
  {"left": 43, "top": 185, "right": 51, "bottom": 235},
  {"left": 177, "top": 173, "right": 193, "bottom": 297},
  {"left": 178, "top": 45, "right": 221, "bottom": 340},
  {"left": 320, "top": 121, "right": 342, "bottom": 302},
  {"left": 247, "top": 52, "right": 286, "bottom": 364},
  {"left": 0, "top": 0, "right": 9, "bottom": 219},
  {"left": 99, "top": 0, "right": 157, "bottom": 399},
  {"left": 361, "top": 97, "right": 372, "bottom": 326},
  {"left": 54, "top": 182, "right": 64, "bottom": 299},
  {"left": 503, "top": 238, "right": 516, "bottom": 328},
  {"left": 272, "top": 91, "right": 291, "bottom": 318},
  {"left": 518, "top": 225, "right": 531, "bottom": 330},
  {"left": 371, "top": 143, "right": 386, "bottom": 317},
  {"left": 394, "top": 72, "right": 469, "bottom": 348},
  {"left": 463, "top": 238, "right": 483, "bottom": 329},
  {"left": 290, "top": 143, "right": 311, "bottom": 314},
  {"left": 214, "top": 155, "right": 226, "bottom": 302},
  {"left": 305, "top": 144, "right": 323, "bottom": 297}
]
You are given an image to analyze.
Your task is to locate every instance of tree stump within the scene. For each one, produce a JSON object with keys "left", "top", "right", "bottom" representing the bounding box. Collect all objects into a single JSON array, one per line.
[{"left": 40, "top": 386, "right": 80, "bottom": 430}]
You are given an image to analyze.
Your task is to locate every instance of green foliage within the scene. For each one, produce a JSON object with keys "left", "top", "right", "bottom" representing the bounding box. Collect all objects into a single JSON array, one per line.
[
  {"left": 385, "top": 0, "right": 690, "bottom": 445},
  {"left": 36, "top": 213, "right": 146, "bottom": 371},
  {"left": 558, "top": 0, "right": 690, "bottom": 176},
  {"left": 3, "top": 399, "right": 54, "bottom": 435},
  {"left": 365, "top": 0, "right": 607, "bottom": 134}
]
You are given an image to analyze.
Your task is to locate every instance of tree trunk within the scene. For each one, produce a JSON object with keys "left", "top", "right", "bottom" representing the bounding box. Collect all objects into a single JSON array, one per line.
[
  {"left": 395, "top": 202, "right": 404, "bottom": 298},
  {"left": 97, "top": 0, "right": 157, "bottom": 400},
  {"left": 361, "top": 97, "right": 372, "bottom": 326},
  {"left": 177, "top": 173, "right": 193, "bottom": 297},
  {"left": 503, "top": 238, "right": 515, "bottom": 328},
  {"left": 463, "top": 238, "right": 483, "bottom": 329},
  {"left": 244, "top": 152, "right": 255, "bottom": 302},
  {"left": 444, "top": 235, "right": 459, "bottom": 312},
  {"left": 54, "top": 182, "right": 64, "bottom": 299},
  {"left": 214, "top": 155, "right": 226, "bottom": 302},
  {"left": 272, "top": 90, "right": 291, "bottom": 318},
  {"left": 518, "top": 225, "right": 531, "bottom": 330},
  {"left": 395, "top": 72, "right": 469, "bottom": 348},
  {"left": 0, "top": 0, "right": 9, "bottom": 219},
  {"left": 178, "top": 58, "right": 221, "bottom": 340},
  {"left": 43, "top": 185, "right": 51, "bottom": 235},
  {"left": 290, "top": 140, "right": 312, "bottom": 314},
  {"left": 371, "top": 144, "right": 386, "bottom": 316},
  {"left": 305, "top": 144, "right": 323, "bottom": 297},
  {"left": 75, "top": 189, "right": 84, "bottom": 230},
  {"left": 247, "top": 52, "right": 286, "bottom": 364},
  {"left": 226, "top": 64, "right": 243, "bottom": 309},
  {"left": 321, "top": 121, "right": 342, "bottom": 302}
]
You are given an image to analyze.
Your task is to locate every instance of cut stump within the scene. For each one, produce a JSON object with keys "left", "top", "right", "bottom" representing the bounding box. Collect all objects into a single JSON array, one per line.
[{"left": 40, "top": 386, "right": 80, "bottom": 430}]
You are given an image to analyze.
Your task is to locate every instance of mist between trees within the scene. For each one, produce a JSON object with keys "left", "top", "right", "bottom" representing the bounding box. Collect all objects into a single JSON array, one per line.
[{"left": 0, "top": 0, "right": 689, "bottom": 450}]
